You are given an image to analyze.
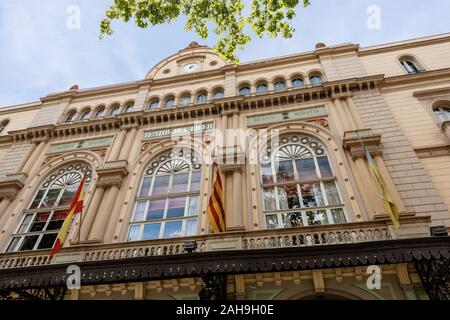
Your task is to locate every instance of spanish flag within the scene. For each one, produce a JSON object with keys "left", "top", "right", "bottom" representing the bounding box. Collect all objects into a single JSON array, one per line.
[
  {"left": 364, "top": 146, "right": 400, "bottom": 229},
  {"left": 50, "top": 172, "right": 87, "bottom": 257},
  {"left": 207, "top": 168, "right": 226, "bottom": 233}
]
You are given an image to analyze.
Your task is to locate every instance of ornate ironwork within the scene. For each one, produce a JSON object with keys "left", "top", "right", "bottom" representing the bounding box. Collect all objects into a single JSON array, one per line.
[
  {"left": 0, "top": 286, "right": 67, "bottom": 300},
  {"left": 415, "top": 258, "right": 450, "bottom": 300},
  {"left": 199, "top": 274, "right": 227, "bottom": 300}
]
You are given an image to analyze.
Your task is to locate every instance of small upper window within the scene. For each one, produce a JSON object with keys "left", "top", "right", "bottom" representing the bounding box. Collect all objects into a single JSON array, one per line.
[
  {"left": 79, "top": 110, "right": 91, "bottom": 121},
  {"left": 0, "top": 120, "right": 9, "bottom": 134},
  {"left": 239, "top": 86, "right": 251, "bottom": 96},
  {"left": 93, "top": 107, "right": 105, "bottom": 118},
  {"left": 256, "top": 83, "right": 268, "bottom": 94},
  {"left": 179, "top": 95, "right": 191, "bottom": 106},
  {"left": 196, "top": 93, "right": 208, "bottom": 104},
  {"left": 291, "top": 78, "right": 305, "bottom": 88},
  {"left": 274, "top": 81, "right": 286, "bottom": 91},
  {"left": 148, "top": 100, "right": 159, "bottom": 111},
  {"left": 213, "top": 90, "right": 224, "bottom": 99},
  {"left": 109, "top": 105, "right": 120, "bottom": 116},
  {"left": 164, "top": 98, "right": 175, "bottom": 108},
  {"left": 124, "top": 102, "right": 135, "bottom": 113},
  {"left": 433, "top": 105, "right": 450, "bottom": 123},
  {"left": 65, "top": 111, "right": 76, "bottom": 123},
  {"left": 400, "top": 58, "right": 423, "bottom": 74},
  {"left": 309, "top": 75, "right": 323, "bottom": 85}
]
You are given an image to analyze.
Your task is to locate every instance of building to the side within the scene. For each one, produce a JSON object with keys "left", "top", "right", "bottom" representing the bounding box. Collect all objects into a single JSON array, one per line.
[{"left": 0, "top": 34, "right": 450, "bottom": 300}]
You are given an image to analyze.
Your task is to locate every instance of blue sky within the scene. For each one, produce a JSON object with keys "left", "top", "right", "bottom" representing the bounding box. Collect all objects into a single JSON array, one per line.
[{"left": 0, "top": 0, "right": 449, "bottom": 107}]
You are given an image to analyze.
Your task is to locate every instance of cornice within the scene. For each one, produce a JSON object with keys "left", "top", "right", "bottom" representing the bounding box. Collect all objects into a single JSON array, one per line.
[
  {"left": 314, "top": 44, "right": 360, "bottom": 57},
  {"left": 381, "top": 68, "right": 450, "bottom": 89},
  {"left": 413, "top": 87, "right": 450, "bottom": 99}
]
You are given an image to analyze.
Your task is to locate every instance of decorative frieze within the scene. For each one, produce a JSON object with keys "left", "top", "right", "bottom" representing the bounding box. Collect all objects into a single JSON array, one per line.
[{"left": 47, "top": 136, "right": 113, "bottom": 154}]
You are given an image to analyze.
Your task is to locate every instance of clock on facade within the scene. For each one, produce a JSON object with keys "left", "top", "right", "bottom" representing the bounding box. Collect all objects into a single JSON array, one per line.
[{"left": 183, "top": 63, "right": 198, "bottom": 73}]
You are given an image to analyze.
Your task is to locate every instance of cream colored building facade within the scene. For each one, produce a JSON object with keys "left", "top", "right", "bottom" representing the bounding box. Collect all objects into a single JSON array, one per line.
[{"left": 0, "top": 34, "right": 450, "bottom": 300}]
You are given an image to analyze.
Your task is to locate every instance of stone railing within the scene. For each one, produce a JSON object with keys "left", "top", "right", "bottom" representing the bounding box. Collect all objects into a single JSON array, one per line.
[{"left": 0, "top": 218, "right": 429, "bottom": 269}]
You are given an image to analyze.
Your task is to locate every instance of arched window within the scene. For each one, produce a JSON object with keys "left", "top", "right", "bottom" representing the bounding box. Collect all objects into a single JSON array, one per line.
[
  {"left": 400, "top": 57, "right": 424, "bottom": 74},
  {"left": 433, "top": 105, "right": 450, "bottom": 123},
  {"left": 128, "top": 148, "right": 202, "bottom": 241},
  {"left": 164, "top": 97, "right": 175, "bottom": 108},
  {"left": 7, "top": 162, "right": 92, "bottom": 252},
  {"left": 93, "top": 107, "right": 105, "bottom": 118},
  {"left": 65, "top": 111, "right": 76, "bottom": 123},
  {"left": 273, "top": 81, "right": 286, "bottom": 91},
  {"left": 291, "top": 78, "right": 305, "bottom": 88},
  {"left": 109, "top": 105, "right": 120, "bottom": 116},
  {"left": 0, "top": 119, "right": 9, "bottom": 134},
  {"left": 213, "top": 90, "right": 224, "bottom": 99},
  {"left": 79, "top": 109, "right": 91, "bottom": 121},
  {"left": 239, "top": 86, "right": 251, "bottom": 96},
  {"left": 148, "top": 100, "right": 159, "bottom": 111},
  {"left": 260, "top": 135, "right": 345, "bottom": 229},
  {"left": 179, "top": 95, "right": 191, "bottom": 106},
  {"left": 196, "top": 93, "right": 208, "bottom": 104},
  {"left": 309, "top": 75, "right": 323, "bottom": 86},
  {"left": 124, "top": 102, "right": 135, "bottom": 113},
  {"left": 256, "top": 83, "right": 268, "bottom": 94}
]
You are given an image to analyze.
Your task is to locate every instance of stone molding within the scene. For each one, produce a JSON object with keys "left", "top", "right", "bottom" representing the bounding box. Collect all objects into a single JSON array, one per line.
[
  {"left": 96, "top": 160, "right": 129, "bottom": 188},
  {"left": 343, "top": 129, "right": 382, "bottom": 159},
  {"left": 0, "top": 173, "right": 27, "bottom": 199}
]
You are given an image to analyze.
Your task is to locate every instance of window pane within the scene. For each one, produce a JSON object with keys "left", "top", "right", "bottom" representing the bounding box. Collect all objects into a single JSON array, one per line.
[
  {"left": 18, "top": 214, "right": 34, "bottom": 233},
  {"left": 265, "top": 215, "right": 279, "bottom": 229},
  {"left": 58, "top": 186, "right": 77, "bottom": 207},
  {"left": 282, "top": 212, "right": 303, "bottom": 228},
  {"left": 146, "top": 200, "right": 165, "bottom": 220},
  {"left": 142, "top": 223, "right": 161, "bottom": 240},
  {"left": 163, "top": 221, "right": 183, "bottom": 238},
  {"left": 324, "top": 181, "right": 341, "bottom": 205},
  {"left": 133, "top": 201, "right": 147, "bottom": 221},
  {"left": 276, "top": 160, "right": 295, "bottom": 182},
  {"left": 37, "top": 233, "right": 57, "bottom": 249},
  {"left": 30, "top": 190, "right": 45, "bottom": 209},
  {"left": 301, "top": 183, "right": 324, "bottom": 207},
  {"left": 185, "top": 219, "right": 197, "bottom": 236},
  {"left": 151, "top": 175, "right": 170, "bottom": 195},
  {"left": 172, "top": 173, "right": 189, "bottom": 193},
  {"left": 263, "top": 187, "right": 277, "bottom": 211},
  {"left": 19, "top": 235, "right": 39, "bottom": 251},
  {"left": 190, "top": 171, "right": 201, "bottom": 191},
  {"left": 278, "top": 185, "right": 300, "bottom": 209},
  {"left": 40, "top": 189, "right": 61, "bottom": 208},
  {"left": 140, "top": 177, "right": 152, "bottom": 197},
  {"left": 296, "top": 158, "right": 318, "bottom": 181},
  {"left": 149, "top": 101, "right": 159, "bottom": 110},
  {"left": 292, "top": 78, "right": 304, "bottom": 88},
  {"left": 29, "top": 212, "right": 51, "bottom": 232},
  {"left": 260, "top": 163, "right": 274, "bottom": 184},
  {"left": 274, "top": 82, "right": 286, "bottom": 90},
  {"left": 318, "top": 156, "right": 333, "bottom": 178},
  {"left": 167, "top": 197, "right": 186, "bottom": 219},
  {"left": 305, "top": 210, "right": 328, "bottom": 226},
  {"left": 127, "top": 224, "right": 141, "bottom": 241},
  {"left": 331, "top": 208, "right": 346, "bottom": 224},
  {"left": 213, "top": 91, "right": 224, "bottom": 99},
  {"left": 187, "top": 196, "right": 199, "bottom": 216},
  {"left": 46, "top": 211, "right": 68, "bottom": 230},
  {"left": 256, "top": 84, "right": 268, "bottom": 93},
  {"left": 7, "top": 237, "right": 21, "bottom": 252}
]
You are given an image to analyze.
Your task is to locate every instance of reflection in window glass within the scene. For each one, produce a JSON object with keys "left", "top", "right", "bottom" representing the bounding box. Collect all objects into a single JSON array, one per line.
[
  {"left": 296, "top": 158, "right": 317, "bottom": 181},
  {"left": 331, "top": 208, "right": 346, "bottom": 224},
  {"left": 306, "top": 210, "right": 328, "bottom": 225},
  {"left": 40, "top": 189, "right": 60, "bottom": 208},
  {"left": 260, "top": 163, "right": 274, "bottom": 184},
  {"left": 140, "top": 177, "right": 152, "bottom": 197},
  {"left": 29, "top": 190, "right": 45, "bottom": 209},
  {"left": 318, "top": 156, "right": 333, "bottom": 178},
  {"left": 37, "top": 233, "right": 57, "bottom": 249},
  {"left": 190, "top": 171, "right": 201, "bottom": 192},
  {"left": 58, "top": 187, "right": 77, "bottom": 207},
  {"left": 163, "top": 221, "right": 183, "bottom": 238},
  {"left": 142, "top": 223, "right": 161, "bottom": 240},
  {"left": 146, "top": 200, "right": 165, "bottom": 220},
  {"left": 276, "top": 161, "right": 295, "bottom": 182},
  {"left": 282, "top": 212, "right": 303, "bottom": 228},
  {"left": 263, "top": 188, "right": 277, "bottom": 211},
  {"left": 172, "top": 173, "right": 189, "bottom": 193},
  {"left": 20, "top": 235, "right": 39, "bottom": 251},
  {"left": 301, "top": 183, "right": 324, "bottom": 207},
  {"left": 151, "top": 175, "right": 170, "bottom": 195},
  {"left": 187, "top": 196, "right": 199, "bottom": 216},
  {"left": 278, "top": 185, "right": 300, "bottom": 209},
  {"left": 127, "top": 225, "right": 140, "bottom": 241},
  {"left": 185, "top": 219, "right": 198, "bottom": 236},
  {"left": 166, "top": 197, "right": 186, "bottom": 219},
  {"left": 324, "top": 182, "right": 341, "bottom": 205},
  {"left": 133, "top": 202, "right": 147, "bottom": 221},
  {"left": 265, "top": 215, "right": 279, "bottom": 229},
  {"left": 18, "top": 214, "right": 34, "bottom": 233}
]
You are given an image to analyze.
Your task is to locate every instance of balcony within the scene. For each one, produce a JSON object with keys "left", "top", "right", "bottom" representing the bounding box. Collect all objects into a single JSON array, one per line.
[{"left": 0, "top": 219, "right": 411, "bottom": 270}]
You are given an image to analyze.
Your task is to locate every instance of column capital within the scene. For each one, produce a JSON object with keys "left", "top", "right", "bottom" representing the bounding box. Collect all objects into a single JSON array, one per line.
[
  {"left": 96, "top": 160, "right": 129, "bottom": 187},
  {"left": 343, "top": 129, "right": 382, "bottom": 159},
  {"left": 331, "top": 92, "right": 352, "bottom": 101},
  {"left": 0, "top": 173, "right": 27, "bottom": 199}
]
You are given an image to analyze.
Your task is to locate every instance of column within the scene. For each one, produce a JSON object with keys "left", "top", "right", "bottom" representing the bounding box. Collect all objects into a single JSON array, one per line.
[
  {"left": 78, "top": 186, "right": 105, "bottom": 242},
  {"left": 345, "top": 154, "right": 373, "bottom": 220},
  {"left": 443, "top": 122, "right": 450, "bottom": 140},
  {"left": 345, "top": 96, "right": 365, "bottom": 129},
  {"left": 88, "top": 185, "right": 119, "bottom": 241},
  {"left": 0, "top": 197, "right": 12, "bottom": 222},
  {"left": 341, "top": 99, "right": 358, "bottom": 130},
  {"left": 221, "top": 114, "right": 228, "bottom": 148},
  {"left": 354, "top": 157, "right": 385, "bottom": 219},
  {"left": 232, "top": 170, "right": 243, "bottom": 227},
  {"left": 15, "top": 142, "right": 37, "bottom": 173},
  {"left": 108, "top": 130, "right": 127, "bottom": 161},
  {"left": 333, "top": 98, "right": 351, "bottom": 132},
  {"left": 327, "top": 102, "right": 345, "bottom": 137},
  {"left": 119, "top": 127, "right": 138, "bottom": 160},
  {"left": 374, "top": 155, "right": 406, "bottom": 213},
  {"left": 21, "top": 140, "right": 46, "bottom": 175}
]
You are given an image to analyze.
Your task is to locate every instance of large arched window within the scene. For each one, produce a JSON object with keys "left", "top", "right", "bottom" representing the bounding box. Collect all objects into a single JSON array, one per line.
[
  {"left": 399, "top": 56, "right": 424, "bottom": 74},
  {"left": 128, "top": 148, "right": 202, "bottom": 241},
  {"left": 260, "top": 135, "right": 345, "bottom": 229},
  {"left": 7, "top": 162, "right": 92, "bottom": 252}
]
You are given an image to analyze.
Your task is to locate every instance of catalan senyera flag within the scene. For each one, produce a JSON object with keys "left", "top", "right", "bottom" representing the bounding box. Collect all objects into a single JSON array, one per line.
[
  {"left": 50, "top": 172, "right": 87, "bottom": 257},
  {"left": 364, "top": 146, "right": 400, "bottom": 230},
  {"left": 207, "top": 168, "right": 226, "bottom": 233}
]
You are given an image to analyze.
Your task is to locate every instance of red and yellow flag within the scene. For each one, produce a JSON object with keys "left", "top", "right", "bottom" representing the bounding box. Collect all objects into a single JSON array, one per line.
[
  {"left": 50, "top": 172, "right": 87, "bottom": 257},
  {"left": 207, "top": 168, "right": 226, "bottom": 233}
]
